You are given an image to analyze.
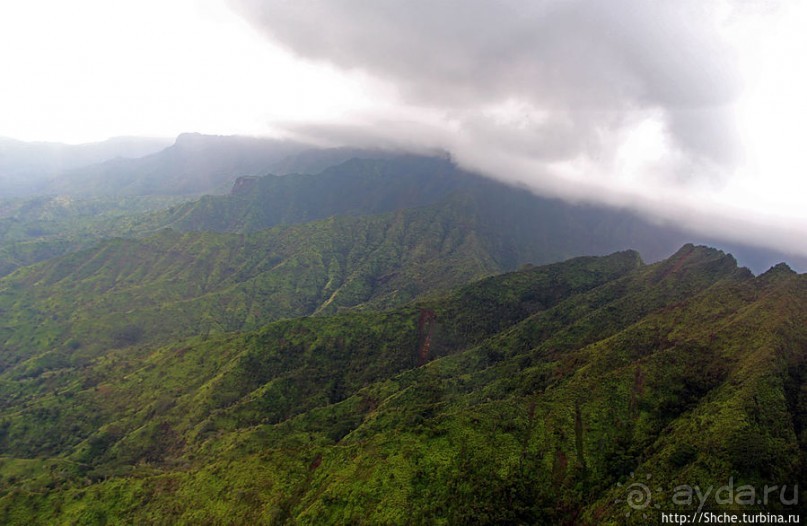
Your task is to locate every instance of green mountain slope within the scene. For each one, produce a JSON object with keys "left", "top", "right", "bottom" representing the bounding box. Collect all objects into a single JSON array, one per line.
[
  {"left": 1, "top": 169, "right": 747, "bottom": 382},
  {"left": 0, "top": 246, "right": 804, "bottom": 524},
  {"left": 0, "top": 201, "right": 502, "bottom": 373},
  {"left": 0, "top": 180, "right": 700, "bottom": 375},
  {"left": 3, "top": 153, "right": 805, "bottom": 281},
  {"left": 0, "top": 195, "right": 191, "bottom": 277},
  {"left": 0, "top": 154, "right": 675, "bottom": 280},
  {"left": 157, "top": 155, "right": 466, "bottom": 232},
  {"left": 156, "top": 155, "right": 807, "bottom": 273},
  {"left": 0, "top": 155, "right": 452, "bottom": 278},
  {"left": 156, "top": 155, "right": 690, "bottom": 266}
]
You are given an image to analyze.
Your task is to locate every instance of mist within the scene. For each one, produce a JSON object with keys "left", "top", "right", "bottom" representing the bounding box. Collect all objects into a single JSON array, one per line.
[{"left": 228, "top": 0, "right": 807, "bottom": 258}]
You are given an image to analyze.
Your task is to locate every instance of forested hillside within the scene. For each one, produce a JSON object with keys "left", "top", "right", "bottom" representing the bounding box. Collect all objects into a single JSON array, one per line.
[
  {"left": 1, "top": 145, "right": 805, "bottom": 525},
  {"left": 0, "top": 245, "right": 804, "bottom": 524},
  {"left": 5, "top": 0, "right": 806, "bottom": 523}
]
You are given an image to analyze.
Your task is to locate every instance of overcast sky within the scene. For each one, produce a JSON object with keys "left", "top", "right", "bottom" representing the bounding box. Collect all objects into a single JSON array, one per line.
[{"left": 1, "top": 0, "right": 806, "bottom": 256}]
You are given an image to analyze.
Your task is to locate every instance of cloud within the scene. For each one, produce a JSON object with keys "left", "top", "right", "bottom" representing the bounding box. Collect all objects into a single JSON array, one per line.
[{"left": 228, "top": 0, "right": 807, "bottom": 256}]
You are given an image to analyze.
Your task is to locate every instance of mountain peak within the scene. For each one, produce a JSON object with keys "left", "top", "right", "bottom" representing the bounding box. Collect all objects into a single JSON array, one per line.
[
  {"left": 173, "top": 132, "right": 215, "bottom": 149},
  {"left": 758, "top": 261, "right": 797, "bottom": 281},
  {"left": 650, "top": 243, "right": 742, "bottom": 283},
  {"left": 668, "top": 244, "right": 735, "bottom": 267}
]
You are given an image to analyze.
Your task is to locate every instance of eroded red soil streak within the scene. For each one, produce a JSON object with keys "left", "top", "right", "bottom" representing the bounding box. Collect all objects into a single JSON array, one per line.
[{"left": 417, "top": 308, "right": 437, "bottom": 365}]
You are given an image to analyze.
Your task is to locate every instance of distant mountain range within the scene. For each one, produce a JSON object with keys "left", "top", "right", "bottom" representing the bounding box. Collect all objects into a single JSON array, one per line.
[
  {"left": 48, "top": 133, "right": 306, "bottom": 197},
  {"left": 1, "top": 146, "right": 806, "bottom": 280},
  {"left": 155, "top": 155, "right": 807, "bottom": 273},
  {"left": 1, "top": 133, "right": 404, "bottom": 199},
  {"left": 0, "top": 136, "right": 172, "bottom": 197},
  {"left": 2, "top": 131, "right": 805, "bottom": 271}
]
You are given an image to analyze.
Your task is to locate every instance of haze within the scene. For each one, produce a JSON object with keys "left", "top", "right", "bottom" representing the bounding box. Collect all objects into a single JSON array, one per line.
[{"left": 1, "top": 0, "right": 806, "bottom": 257}]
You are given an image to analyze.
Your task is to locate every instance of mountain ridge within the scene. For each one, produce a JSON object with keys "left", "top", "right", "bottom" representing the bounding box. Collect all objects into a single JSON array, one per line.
[
  {"left": 155, "top": 156, "right": 807, "bottom": 273},
  {"left": 48, "top": 134, "right": 307, "bottom": 197},
  {"left": 3, "top": 151, "right": 806, "bottom": 279},
  {"left": 0, "top": 246, "right": 803, "bottom": 523}
]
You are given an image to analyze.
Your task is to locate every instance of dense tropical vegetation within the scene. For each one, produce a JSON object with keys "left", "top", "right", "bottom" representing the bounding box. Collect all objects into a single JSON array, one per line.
[
  {"left": 0, "top": 138, "right": 804, "bottom": 524},
  {"left": 0, "top": 244, "right": 804, "bottom": 524}
]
